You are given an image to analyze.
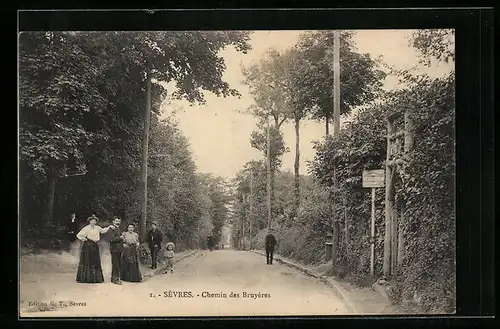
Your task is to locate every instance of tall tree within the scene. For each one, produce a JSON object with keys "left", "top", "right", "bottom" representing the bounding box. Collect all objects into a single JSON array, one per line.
[
  {"left": 242, "top": 48, "right": 296, "bottom": 215},
  {"left": 19, "top": 31, "right": 252, "bottom": 239},
  {"left": 277, "top": 48, "right": 311, "bottom": 214},
  {"left": 294, "top": 31, "right": 386, "bottom": 135},
  {"left": 19, "top": 32, "right": 108, "bottom": 227},
  {"left": 249, "top": 123, "right": 289, "bottom": 214},
  {"left": 241, "top": 49, "right": 292, "bottom": 128}
]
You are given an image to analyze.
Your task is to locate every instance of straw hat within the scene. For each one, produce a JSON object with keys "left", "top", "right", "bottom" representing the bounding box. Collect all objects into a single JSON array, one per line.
[
  {"left": 87, "top": 214, "right": 98, "bottom": 222},
  {"left": 165, "top": 242, "right": 175, "bottom": 249}
]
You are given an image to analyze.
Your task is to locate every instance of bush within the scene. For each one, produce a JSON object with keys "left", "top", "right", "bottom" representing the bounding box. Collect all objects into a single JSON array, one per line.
[
  {"left": 29, "top": 223, "right": 68, "bottom": 250},
  {"left": 310, "top": 73, "right": 456, "bottom": 313},
  {"left": 137, "top": 243, "right": 151, "bottom": 265}
]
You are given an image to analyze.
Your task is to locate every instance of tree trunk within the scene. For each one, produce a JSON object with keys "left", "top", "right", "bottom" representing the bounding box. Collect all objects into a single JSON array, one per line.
[
  {"left": 325, "top": 113, "right": 330, "bottom": 136},
  {"left": 44, "top": 167, "right": 56, "bottom": 226},
  {"left": 343, "top": 196, "right": 349, "bottom": 264},
  {"left": 140, "top": 68, "right": 152, "bottom": 243},
  {"left": 266, "top": 119, "right": 272, "bottom": 229},
  {"left": 270, "top": 166, "right": 276, "bottom": 215},
  {"left": 294, "top": 117, "right": 301, "bottom": 213}
]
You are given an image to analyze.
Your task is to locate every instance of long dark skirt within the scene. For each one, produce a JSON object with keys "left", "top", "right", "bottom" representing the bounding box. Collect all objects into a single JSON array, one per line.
[
  {"left": 120, "top": 244, "right": 142, "bottom": 282},
  {"left": 76, "top": 240, "right": 104, "bottom": 283}
]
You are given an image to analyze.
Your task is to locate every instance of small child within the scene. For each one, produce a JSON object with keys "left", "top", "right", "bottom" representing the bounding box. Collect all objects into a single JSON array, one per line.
[{"left": 163, "top": 242, "right": 175, "bottom": 274}]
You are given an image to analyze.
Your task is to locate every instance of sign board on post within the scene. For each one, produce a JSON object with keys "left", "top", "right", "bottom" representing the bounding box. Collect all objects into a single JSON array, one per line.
[
  {"left": 362, "top": 169, "right": 384, "bottom": 277},
  {"left": 362, "top": 169, "right": 385, "bottom": 188}
]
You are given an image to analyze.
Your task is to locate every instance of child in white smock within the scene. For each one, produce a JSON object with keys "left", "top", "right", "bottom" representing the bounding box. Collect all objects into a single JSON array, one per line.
[{"left": 163, "top": 242, "right": 175, "bottom": 274}]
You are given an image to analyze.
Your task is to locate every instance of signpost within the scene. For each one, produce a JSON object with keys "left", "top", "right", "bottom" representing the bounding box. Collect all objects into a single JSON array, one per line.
[{"left": 363, "top": 169, "right": 385, "bottom": 276}]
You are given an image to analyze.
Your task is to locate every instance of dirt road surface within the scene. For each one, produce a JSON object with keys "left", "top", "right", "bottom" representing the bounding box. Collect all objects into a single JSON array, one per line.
[{"left": 20, "top": 249, "right": 350, "bottom": 317}]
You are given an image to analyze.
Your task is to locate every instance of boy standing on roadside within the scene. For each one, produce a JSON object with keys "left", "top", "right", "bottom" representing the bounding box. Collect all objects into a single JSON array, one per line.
[{"left": 163, "top": 242, "right": 175, "bottom": 274}]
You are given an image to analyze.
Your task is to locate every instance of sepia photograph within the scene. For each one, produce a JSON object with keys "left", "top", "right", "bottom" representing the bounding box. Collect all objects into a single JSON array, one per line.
[{"left": 19, "top": 27, "right": 455, "bottom": 317}]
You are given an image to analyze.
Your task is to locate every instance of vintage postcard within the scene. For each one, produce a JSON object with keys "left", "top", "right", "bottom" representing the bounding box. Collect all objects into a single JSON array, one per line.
[{"left": 19, "top": 27, "right": 456, "bottom": 317}]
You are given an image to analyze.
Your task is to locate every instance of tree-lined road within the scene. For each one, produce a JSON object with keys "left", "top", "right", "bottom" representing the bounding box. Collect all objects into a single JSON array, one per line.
[{"left": 21, "top": 250, "right": 350, "bottom": 317}]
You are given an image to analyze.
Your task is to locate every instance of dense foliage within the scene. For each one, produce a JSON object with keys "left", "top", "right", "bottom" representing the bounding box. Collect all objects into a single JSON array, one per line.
[
  {"left": 233, "top": 30, "right": 455, "bottom": 313},
  {"left": 197, "top": 174, "right": 231, "bottom": 246},
  {"left": 19, "top": 31, "right": 249, "bottom": 249},
  {"left": 311, "top": 71, "right": 456, "bottom": 312},
  {"left": 294, "top": 31, "right": 386, "bottom": 131},
  {"left": 234, "top": 71, "right": 455, "bottom": 313},
  {"left": 410, "top": 29, "right": 455, "bottom": 65},
  {"left": 241, "top": 33, "right": 385, "bottom": 217}
]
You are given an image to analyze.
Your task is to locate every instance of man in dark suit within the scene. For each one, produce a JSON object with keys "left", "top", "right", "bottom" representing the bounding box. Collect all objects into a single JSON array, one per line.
[
  {"left": 147, "top": 221, "right": 163, "bottom": 269},
  {"left": 67, "top": 213, "right": 79, "bottom": 243},
  {"left": 108, "top": 217, "right": 124, "bottom": 285},
  {"left": 265, "top": 229, "right": 277, "bottom": 265}
]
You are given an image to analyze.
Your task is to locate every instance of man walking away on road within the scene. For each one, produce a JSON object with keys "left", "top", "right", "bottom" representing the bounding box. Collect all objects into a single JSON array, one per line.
[
  {"left": 108, "top": 217, "right": 124, "bottom": 285},
  {"left": 147, "top": 221, "right": 163, "bottom": 269},
  {"left": 265, "top": 229, "right": 277, "bottom": 265}
]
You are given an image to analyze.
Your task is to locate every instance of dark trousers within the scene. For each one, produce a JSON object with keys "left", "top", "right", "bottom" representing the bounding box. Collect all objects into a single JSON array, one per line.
[
  {"left": 266, "top": 249, "right": 274, "bottom": 264},
  {"left": 111, "top": 252, "right": 122, "bottom": 282},
  {"left": 150, "top": 245, "right": 158, "bottom": 269},
  {"left": 67, "top": 232, "right": 76, "bottom": 243}
]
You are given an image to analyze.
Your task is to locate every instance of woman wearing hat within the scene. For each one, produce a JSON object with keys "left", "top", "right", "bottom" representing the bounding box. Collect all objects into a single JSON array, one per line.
[{"left": 75, "top": 214, "right": 115, "bottom": 283}]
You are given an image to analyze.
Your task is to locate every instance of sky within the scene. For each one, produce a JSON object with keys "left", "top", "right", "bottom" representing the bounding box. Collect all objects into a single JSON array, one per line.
[{"left": 159, "top": 30, "right": 454, "bottom": 180}]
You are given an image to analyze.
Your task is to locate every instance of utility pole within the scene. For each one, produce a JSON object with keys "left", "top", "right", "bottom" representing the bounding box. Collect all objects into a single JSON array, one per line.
[
  {"left": 266, "top": 116, "right": 272, "bottom": 229},
  {"left": 140, "top": 67, "right": 152, "bottom": 243},
  {"left": 370, "top": 187, "right": 376, "bottom": 276},
  {"left": 249, "top": 169, "right": 254, "bottom": 250},
  {"left": 331, "top": 30, "right": 341, "bottom": 271},
  {"left": 383, "top": 118, "right": 394, "bottom": 277},
  {"left": 333, "top": 32, "right": 341, "bottom": 136}
]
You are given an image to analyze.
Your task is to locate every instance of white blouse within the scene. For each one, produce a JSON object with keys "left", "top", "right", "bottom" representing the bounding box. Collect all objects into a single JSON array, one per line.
[{"left": 76, "top": 224, "right": 103, "bottom": 242}]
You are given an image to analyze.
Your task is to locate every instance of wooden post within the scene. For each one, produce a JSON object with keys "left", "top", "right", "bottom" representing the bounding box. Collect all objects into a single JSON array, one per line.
[
  {"left": 391, "top": 182, "right": 398, "bottom": 275},
  {"left": 383, "top": 118, "right": 394, "bottom": 277},
  {"left": 370, "top": 187, "right": 376, "bottom": 276},
  {"left": 404, "top": 110, "right": 414, "bottom": 151},
  {"left": 397, "top": 110, "right": 414, "bottom": 269},
  {"left": 331, "top": 30, "right": 341, "bottom": 272},
  {"left": 139, "top": 68, "right": 152, "bottom": 243},
  {"left": 333, "top": 31, "right": 341, "bottom": 136}
]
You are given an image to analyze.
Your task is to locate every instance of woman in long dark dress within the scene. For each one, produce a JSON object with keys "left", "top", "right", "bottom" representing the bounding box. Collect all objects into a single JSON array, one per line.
[
  {"left": 120, "top": 223, "right": 142, "bottom": 282},
  {"left": 75, "top": 215, "right": 114, "bottom": 283}
]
